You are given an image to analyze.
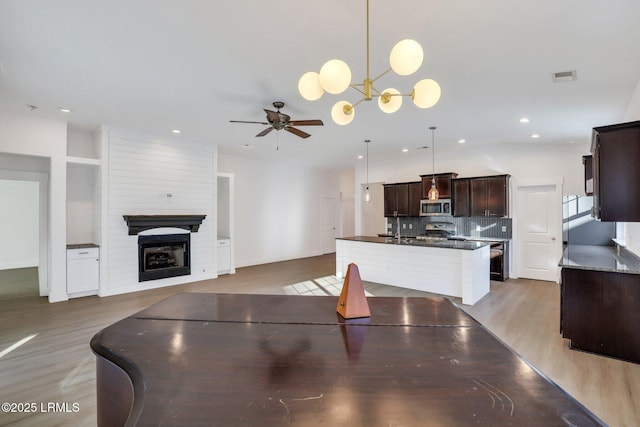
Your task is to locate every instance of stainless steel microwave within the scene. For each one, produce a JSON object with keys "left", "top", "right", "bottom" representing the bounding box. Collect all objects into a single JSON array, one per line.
[{"left": 420, "top": 199, "right": 452, "bottom": 216}]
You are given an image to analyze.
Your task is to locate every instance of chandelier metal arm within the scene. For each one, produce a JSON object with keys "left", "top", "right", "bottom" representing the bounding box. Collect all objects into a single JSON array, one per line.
[{"left": 370, "top": 67, "right": 393, "bottom": 84}]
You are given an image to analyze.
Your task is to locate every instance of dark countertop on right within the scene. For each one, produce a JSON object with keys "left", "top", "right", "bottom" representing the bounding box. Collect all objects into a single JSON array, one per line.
[{"left": 559, "top": 244, "right": 640, "bottom": 274}]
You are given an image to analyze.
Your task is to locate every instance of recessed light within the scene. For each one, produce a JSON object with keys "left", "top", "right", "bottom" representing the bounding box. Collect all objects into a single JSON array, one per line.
[
  {"left": 172, "top": 129, "right": 181, "bottom": 134},
  {"left": 552, "top": 70, "right": 577, "bottom": 82},
  {"left": 531, "top": 134, "right": 540, "bottom": 139},
  {"left": 519, "top": 118, "right": 529, "bottom": 123},
  {"left": 59, "top": 108, "right": 72, "bottom": 113},
  {"left": 402, "top": 148, "right": 409, "bottom": 153},
  {"left": 357, "top": 155, "right": 364, "bottom": 159},
  {"left": 458, "top": 139, "right": 466, "bottom": 144}
]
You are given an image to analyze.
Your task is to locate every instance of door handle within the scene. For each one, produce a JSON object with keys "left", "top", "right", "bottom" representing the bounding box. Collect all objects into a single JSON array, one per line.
[{"left": 551, "top": 237, "right": 556, "bottom": 241}]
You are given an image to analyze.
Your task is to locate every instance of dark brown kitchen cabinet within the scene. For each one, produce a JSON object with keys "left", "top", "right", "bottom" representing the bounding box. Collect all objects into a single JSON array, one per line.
[
  {"left": 408, "top": 181, "right": 423, "bottom": 217},
  {"left": 591, "top": 120, "right": 640, "bottom": 221},
  {"left": 582, "top": 155, "right": 593, "bottom": 196},
  {"left": 561, "top": 267, "right": 640, "bottom": 364},
  {"left": 420, "top": 173, "right": 458, "bottom": 199},
  {"left": 470, "top": 175, "right": 509, "bottom": 217},
  {"left": 383, "top": 183, "right": 409, "bottom": 217},
  {"left": 452, "top": 178, "right": 470, "bottom": 217}
]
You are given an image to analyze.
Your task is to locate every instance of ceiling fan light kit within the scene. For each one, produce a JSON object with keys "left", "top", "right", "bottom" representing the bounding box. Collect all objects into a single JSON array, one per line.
[{"left": 298, "top": 0, "right": 441, "bottom": 124}]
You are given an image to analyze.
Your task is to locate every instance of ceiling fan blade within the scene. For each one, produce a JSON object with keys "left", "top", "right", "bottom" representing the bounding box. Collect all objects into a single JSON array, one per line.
[
  {"left": 256, "top": 127, "right": 274, "bottom": 137},
  {"left": 285, "top": 126, "right": 311, "bottom": 139},
  {"left": 230, "top": 120, "right": 269, "bottom": 125},
  {"left": 264, "top": 109, "right": 280, "bottom": 123},
  {"left": 288, "top": 119, "right": 324, "bottom": 127}
]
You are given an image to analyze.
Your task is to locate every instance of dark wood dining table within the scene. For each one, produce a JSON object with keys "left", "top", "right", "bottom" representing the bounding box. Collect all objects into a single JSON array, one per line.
[{"left": 91, "top": 293, "right": 604, "bottom": 426}]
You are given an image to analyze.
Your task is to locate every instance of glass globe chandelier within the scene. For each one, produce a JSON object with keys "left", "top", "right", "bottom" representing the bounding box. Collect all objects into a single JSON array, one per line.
[{"left": 298, "top": 0, "right": 441, "bottom": 125}]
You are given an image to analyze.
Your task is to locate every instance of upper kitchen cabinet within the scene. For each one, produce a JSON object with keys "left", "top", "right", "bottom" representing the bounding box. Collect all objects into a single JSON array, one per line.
[
  {"left": 583, "top": 155, "right": 593, "bottom": 196},
  {"left": 420, "top": 173, "right": 458, "bottom": 199},
  {"left": 408, "top": 181, "right": 423, "bottom": 217},
  {"left": 384, "top": 183, "right": 409, "bottom": 217},
  {"left": 452, "top": 174, "right": 510, "bottom": 217},
  {"left": 469, "top": 175, "right": 510, "bottom": 217},
  {"left": 452, "top": 178, "right": 470, "bottom": 217},
  {"left": 591, "top": 120, "right": 640, "bottom": 221}
]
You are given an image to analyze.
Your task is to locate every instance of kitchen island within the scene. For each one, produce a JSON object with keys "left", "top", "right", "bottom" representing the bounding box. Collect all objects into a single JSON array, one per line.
[{"left": 336, "top": 236, "right": 490, "bottom": 305}]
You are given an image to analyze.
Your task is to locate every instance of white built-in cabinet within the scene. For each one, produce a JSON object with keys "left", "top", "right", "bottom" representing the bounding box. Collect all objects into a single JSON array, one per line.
[
  {"left": 217, "top": 173, "right": 235, "bottom": 275},
  {"left": 67, "top": 246, "right": 99, "bottom": 297},
  {"left": 217, "top": 239, "right": 231, "bottom": 274}
]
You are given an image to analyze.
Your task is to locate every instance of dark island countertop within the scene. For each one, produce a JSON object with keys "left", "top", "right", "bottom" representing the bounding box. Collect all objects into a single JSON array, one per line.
[
  {"left": 337, "top": 236, "right": 489, "bottom": 251},
  {"left": 559, "top": 244, "right": 640, "bottom": 274}
]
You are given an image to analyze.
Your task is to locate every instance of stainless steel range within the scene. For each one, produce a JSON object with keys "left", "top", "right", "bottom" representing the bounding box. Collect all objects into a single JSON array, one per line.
[{"left": 415, "top": 222, "right": 456, "bottom": 241}]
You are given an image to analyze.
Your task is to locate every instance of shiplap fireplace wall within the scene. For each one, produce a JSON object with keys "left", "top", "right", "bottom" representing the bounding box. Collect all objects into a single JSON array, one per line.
[{"left": 98, "top": 128, "right": 217, "bottom": 297}]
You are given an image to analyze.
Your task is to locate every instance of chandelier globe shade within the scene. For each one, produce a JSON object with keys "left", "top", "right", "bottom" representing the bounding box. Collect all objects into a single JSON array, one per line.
[
  {"left": 319, "top": 59, "right": 352, "bottom": 94},
  {"left": 378, "top": 88, "right": 402, "bottom": 113},
  {"left": 412, "top": 79, "right": 442, "bottom": 108},
  {"left": 298, "top": 72, "right": 324, "bottom": 101},
  {"left": 331, "top": 101, "right": 355, "bottom": 125},
  {"left": 389, "top": 39, "right": 424, "bottom": 76}
]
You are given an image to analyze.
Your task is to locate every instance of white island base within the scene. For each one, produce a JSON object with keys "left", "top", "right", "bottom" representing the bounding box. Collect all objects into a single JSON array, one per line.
[{"left": 336, "top": 238, "right": 490, "bottom": 305}]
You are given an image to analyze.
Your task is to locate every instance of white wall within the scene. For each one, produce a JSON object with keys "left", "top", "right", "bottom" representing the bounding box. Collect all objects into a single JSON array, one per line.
[
  {"left": 218, "top": 153, "right": 343, "bottom": 268},
  {"left": 354, "top": 141, "right": 589, "bottom": 231},
  {"left": 98, "top": 128, "right": 217, "bottom": 296},
  {"left": 0, "top": 179, "right": 39, "bottom": 269},
  {"left": 0, "top": 111, "right": 67, "bottom": 302},
  {"left": 621, "top": 78, "right": 640, "bottom": 256}
]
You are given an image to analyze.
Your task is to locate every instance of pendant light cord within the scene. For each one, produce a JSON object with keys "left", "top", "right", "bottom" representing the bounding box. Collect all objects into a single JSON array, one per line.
[
  {"left": 430, "top": 126, "right": 436, "bottom": 182},
  {"left": 365, "top": 139, "right": 370, "bottom": 188}
]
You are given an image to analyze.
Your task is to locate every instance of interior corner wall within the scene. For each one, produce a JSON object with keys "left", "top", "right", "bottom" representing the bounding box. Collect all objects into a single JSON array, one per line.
[
  {"left": 218, "top": 153, "right": 342, "bottom": 268},
  {"left": 99, "top": 128, "right": 216, "bottom": 297}
]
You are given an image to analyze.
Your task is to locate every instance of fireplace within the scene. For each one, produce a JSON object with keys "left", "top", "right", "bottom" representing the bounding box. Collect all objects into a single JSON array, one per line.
[{"left": 138, "top": 234, "right": 190, "bottom": 282}]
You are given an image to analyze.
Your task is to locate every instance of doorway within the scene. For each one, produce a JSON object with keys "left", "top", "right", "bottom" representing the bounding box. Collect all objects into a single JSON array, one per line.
[
  {"left": 0, "top": 170, "right": 49, "bottom": 297},
  {"left": 514, "top": 179, "right": 562, "bottom": 282}
]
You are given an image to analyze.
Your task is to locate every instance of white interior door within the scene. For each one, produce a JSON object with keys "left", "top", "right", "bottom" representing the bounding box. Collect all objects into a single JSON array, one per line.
[
  {"left": 322, "top": 197, "right": 336, "bottom": 254},
  {"left": 516, "top": 181, "right": 562, "bottom": 282}
]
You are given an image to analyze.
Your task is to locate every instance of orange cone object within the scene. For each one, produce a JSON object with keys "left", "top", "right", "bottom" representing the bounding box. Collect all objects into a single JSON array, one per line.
[{"left": 336, "top": 263, "right": 371, "bottom": 319}]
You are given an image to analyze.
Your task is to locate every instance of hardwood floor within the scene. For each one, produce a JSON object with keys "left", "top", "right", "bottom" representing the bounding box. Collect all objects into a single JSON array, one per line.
[{"left": 1, "top": 255, "right": 638, "bottom": 426}]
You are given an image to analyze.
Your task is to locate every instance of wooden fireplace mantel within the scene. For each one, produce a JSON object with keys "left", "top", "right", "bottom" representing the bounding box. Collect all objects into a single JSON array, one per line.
[{"left": 122, "top": 215, "right": 206, "bottom": 235}]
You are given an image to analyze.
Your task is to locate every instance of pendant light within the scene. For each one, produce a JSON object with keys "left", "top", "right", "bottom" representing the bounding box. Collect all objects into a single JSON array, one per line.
[
  {"left": 364, "top": 139, "right": 372, "bottom": 203},
  {"left": 427, "top": 127, "right": 439, "bottom": 201}
]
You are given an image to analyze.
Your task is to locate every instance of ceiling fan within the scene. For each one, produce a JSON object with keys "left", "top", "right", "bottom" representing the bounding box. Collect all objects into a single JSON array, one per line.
[{"left": 230, "top": 101, "right": 323, "bottom": 139}]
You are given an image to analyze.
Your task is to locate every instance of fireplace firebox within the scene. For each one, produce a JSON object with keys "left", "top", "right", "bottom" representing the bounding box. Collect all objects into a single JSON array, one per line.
[{"left": 138, "top": 234, "right": 190, "bottom": 282}]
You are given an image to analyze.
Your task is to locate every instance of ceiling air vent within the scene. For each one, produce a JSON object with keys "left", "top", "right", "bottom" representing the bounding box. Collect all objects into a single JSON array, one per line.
[{"left": 552, "top": 70, "right": 577, "bottom": 82}]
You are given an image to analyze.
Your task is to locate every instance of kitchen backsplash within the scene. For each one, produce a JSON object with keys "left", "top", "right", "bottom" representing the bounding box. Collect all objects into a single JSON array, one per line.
[{"left": 387, "top": 216, "right": 513, "bottom": 240}]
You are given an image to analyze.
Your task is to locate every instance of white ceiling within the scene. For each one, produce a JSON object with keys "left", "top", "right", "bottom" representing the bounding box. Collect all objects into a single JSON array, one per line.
[{"left": 1, "top": 0, "right": 639, "bottom": 169}]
